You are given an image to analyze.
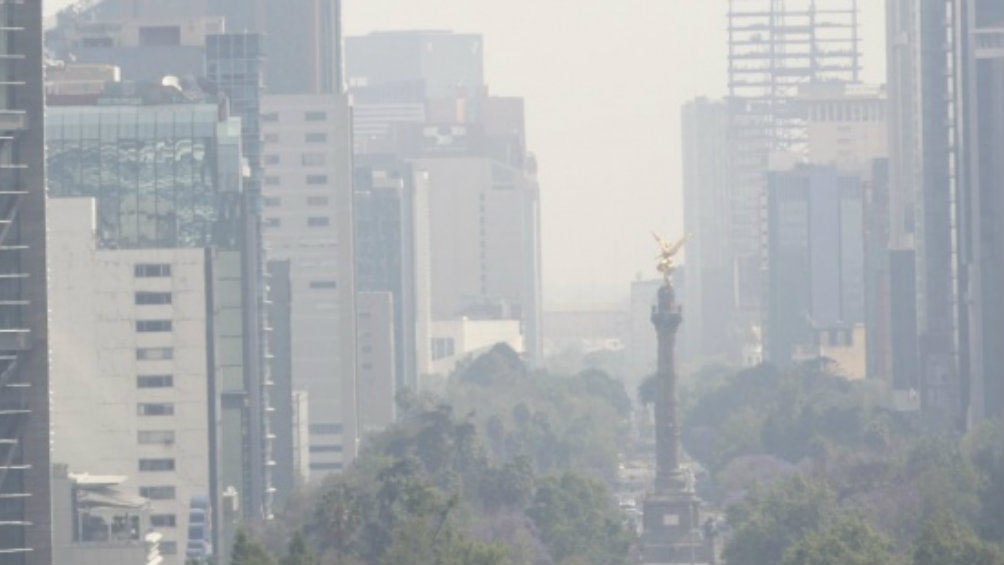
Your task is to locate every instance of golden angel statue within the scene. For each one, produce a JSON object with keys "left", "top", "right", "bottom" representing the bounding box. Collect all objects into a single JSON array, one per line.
[{"left": 653, "top": 231, "right": 692, "bottom": 283}]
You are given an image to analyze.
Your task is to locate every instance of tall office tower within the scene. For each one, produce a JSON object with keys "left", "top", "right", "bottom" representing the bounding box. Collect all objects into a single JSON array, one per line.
[
  {"left": 726, "top": 0, "right": 861, "bottom": 332},
  {"left": 346, "top": 31, "right": 484, "bottom": 153},
  {"left": 45, "top": 83, "right": 254, "bottom": 564},
  {"left": 346, "top": 31, "right": 483, "bottom": 100},
  {"left": 47, "top": 198, "right": 216, "bottom": 565},
  {"left": 45, "top": 3, "right": 224, "bottom": 80},
  {"left": 354, "top": 155, "right": 433, "bottom": 392},
  {"left": 681, "top": 98, "right": 735, "bottom": 362},
  {"left": 217, "top": 0, "right": 343, "bottom": 94},
  {"left": 766, "top": 166, "right": 866, "bottom": 372},
  {"left": 355, "top": 292, "right": 397, "bottom": 436},
  {"left": 47, "top": 0, "right": 343, "bottom": 94},
  {"left": 204, "top": 33, "right": 274, "bottom": 533},
  {"left": 954, "top": 0, "right": 1004, "bottom": 425},
  {"left": 260, "top": 94, "right": 358, "bottom": 476},
  {"left": 886, "top": 0, "right": 959, "bottom": 423},
  {"left": 347, "top": 33, "right": 543, "bottom": 368},
  {"left": 0, "top": 2, "right": 49, "bottom": 564},
  {"left": 44, "top": 83, "right": 247, "bottom": 565}
]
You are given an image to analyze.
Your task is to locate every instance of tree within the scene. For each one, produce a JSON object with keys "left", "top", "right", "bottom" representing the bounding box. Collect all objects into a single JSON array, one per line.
[
  {"left": 913, "top": 514, "right": 1004, "bottom": 565},
  {"left": 279, "top": 532, "right": 317, "bottom": 565},
  {"left": 782, "top": 516, "right": 894, "bottom": 565},
  {"left": 527, "top": 472, "right": 634, "bottom": 564},
  {"left": 724, "top": 474, "right": 837, "bottom": 565},
  {"left": 231, "top": 530, "right": 275, "bottom": 565}
]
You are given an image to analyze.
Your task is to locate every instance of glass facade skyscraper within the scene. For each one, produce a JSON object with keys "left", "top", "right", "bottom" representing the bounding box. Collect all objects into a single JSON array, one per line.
[{"left": 47, "top": 104, "right": 243, "bottom": 250}]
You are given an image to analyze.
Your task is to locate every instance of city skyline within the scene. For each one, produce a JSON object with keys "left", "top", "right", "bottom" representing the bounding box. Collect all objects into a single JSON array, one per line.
[{"left": 44, "top": 0, "right": 888, "bottom": 306}]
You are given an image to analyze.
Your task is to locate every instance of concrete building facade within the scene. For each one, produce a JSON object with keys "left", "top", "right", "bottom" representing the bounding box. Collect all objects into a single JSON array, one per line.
[
  {"left": 766, "top": 166, "right": 865, "bottom": 368},
  {"left": 48, "top": 198, "right": 213, "bottom": 564},
  {"left": 954, "top": 0, "right": 1004, "bottom": 425},
  {"left": 261, "top": 93, "right": 358, "bottom": 477},
  {"left": 681, "top": 98, "right": 735, "bottom": 362}
]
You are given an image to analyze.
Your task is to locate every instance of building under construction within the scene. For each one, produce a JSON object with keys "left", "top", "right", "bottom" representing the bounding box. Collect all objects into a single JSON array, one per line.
[{"left": 725, "top": 0, "right": 862, "bottom": 334}]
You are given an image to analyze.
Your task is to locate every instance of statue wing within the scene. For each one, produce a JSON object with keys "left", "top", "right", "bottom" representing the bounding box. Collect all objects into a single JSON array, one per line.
[{"left": 667, "top": 233, "right": 693, "bottom": 256}]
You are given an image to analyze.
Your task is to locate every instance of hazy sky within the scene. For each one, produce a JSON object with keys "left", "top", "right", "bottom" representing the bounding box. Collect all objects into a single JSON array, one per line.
[{"left": 45, "top": 0, "right": 887, "bottom": 308}]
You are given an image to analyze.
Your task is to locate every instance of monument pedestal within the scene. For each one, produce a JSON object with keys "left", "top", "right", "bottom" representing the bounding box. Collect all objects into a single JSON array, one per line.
[{"left": 641, "top": 490, "right": 712, "bottom": 564}]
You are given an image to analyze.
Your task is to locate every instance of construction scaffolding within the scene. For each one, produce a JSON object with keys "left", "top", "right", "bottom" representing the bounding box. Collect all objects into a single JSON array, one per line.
[
  {"left": 728, "top": 0, "right": 861, "bottom": 152},
  {"left": 724, "top": 0, "right": 861, "bottom": 319}
]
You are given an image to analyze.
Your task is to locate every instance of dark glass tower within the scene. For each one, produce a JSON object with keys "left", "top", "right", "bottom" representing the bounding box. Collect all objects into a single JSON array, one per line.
[{"left": 0, "top": 2, "right": 50, "bottom": 564}]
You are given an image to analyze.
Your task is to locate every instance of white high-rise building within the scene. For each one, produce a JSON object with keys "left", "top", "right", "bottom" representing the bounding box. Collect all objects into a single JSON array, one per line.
[
  {"left": 261, "top": 93, "right": 358, "bottom": 477},
  {"left": 47, "top": 198, "right": 212, "bottom": 564}
]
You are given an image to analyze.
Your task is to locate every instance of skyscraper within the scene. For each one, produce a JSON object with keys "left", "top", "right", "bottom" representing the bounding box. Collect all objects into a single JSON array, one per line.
[
  {"left": 766, "top": 166, "right": 866, "bottom": 367},
  {"left": 886, "top": 0, "right": 958, "bottom": 423},
  {"left": 954, "top": 0, "right": 1004, "bottom": 425},
  {"left": 726, "top": 0, "right": 861, "bottom": 336},
  {"left": 260, "top": 93, "right": 358, "bottom": 476},
  {"left": 45, "top": 81, "right": 259, "bottom": 564},
  {"left": 681, "top": 98, "right": 734, "bottom": 362},
  {"left": 0, "top": 2, "right": 50, "bottom": 563}
]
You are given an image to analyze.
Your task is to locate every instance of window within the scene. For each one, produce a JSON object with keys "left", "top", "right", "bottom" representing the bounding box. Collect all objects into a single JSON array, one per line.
[
  {"left": 138, "top": 430, "right": 175, "bottom": 445},
  {"left": 305, "top": 111, "right": 327, "bottom": 121},
  {"left": 305, "top": 133, "right": 327, "bottom": 143},
  {"left": 309, "top": 281, "right": 337, "bottom": 289},
  {"left": 306, "top": 174, "right": 327, "bottom": 185},
  {"left": 135, "top": 264, "right": 171, "bottom": 278},
  {"left": 309, "top": 423, "right": 343, "bottom": 435},
  {"left": 139, "top": 459, "right": 175, "bottom": 472},
  {"left": 138, "top": 403, "right": 174, "bottom": 416},
  {"left": 160, "top": 541, "right": 178, "bottom": 555},
  {"left": 137, "top": 375, "right": 174, "bottom": 389},
  {"left": 139, "top": 486, "right": 176, "bottom": 500},
  {"left": 264, "top": 196, "right": 281, "bottom": 207},
  {"left": 361, "top": 362, "right": 372, "bottom": 370},
  {"left": 265, "top": 176, "right": 281, "bottom": 186},
  {"left": 137, "top": 347, "right": 173, "bottom": 360},
  {"left": 309, "top": 462, "right": 343, "bottom": 471},
  {"left": 431, "top": 337, "right": 456, "bottom": 361},
  {"left": 361, "top": 345, "right": 372, "bottom": 354},
  {"left": 150, "top": 514, "right": 177, "bottom": 527},
  {"left": 136, "top": 320, "right": 172, "bottom": 332},
  {"left": 135, "top": 292, "right": 171, "bottom": 305},
  {"left": 261, "top": 112, "right": 279, "bottom": 122},
  {"left": 308, "top": 445, "right": 343, "bottom": 453},
  {"left": 264, "top": 133, "right": 279, "bottom": 143},
  {"left": 301, "top": 153, "right": 325, "bottom": 166},
  {"left": 265, "top": 154, "right": 280, "bottom": 165},
  {"left": 306, "top": 196, "right": 329, "bottom": 206},
  {"left": 265, "top": 217, "right": 281, "bottom": 228},
  {"left": 307, "top": 217, "right": 330, "bottom": 227}
]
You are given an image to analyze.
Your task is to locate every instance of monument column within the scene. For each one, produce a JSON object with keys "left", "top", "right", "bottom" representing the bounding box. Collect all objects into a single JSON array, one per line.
[
  {"left": 653, "top": 284, "right": 685, "bottom": 493},
  {"left": 642, "top": 233, "right": 714, "bottom": 564}
]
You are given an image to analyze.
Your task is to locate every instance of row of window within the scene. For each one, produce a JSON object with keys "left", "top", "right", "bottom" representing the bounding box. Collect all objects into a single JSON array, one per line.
[
  {"left": 264, "top": 174, "right": 330, "bottom": 185},
  {"left": 138, "top": 375, "right": 173, "bottom": 388},
  {"left": 138, "top": 403, "right": 173, "bottom": 416},
  {"left": 135, "top": 264, "right": 171, "bottom": 278},
  {"left": 139, "top": 485, "right": 176, "bottom": 500},
  {"left": 264, "top": 217, "right": 331, "bottom": 228},
  {"left": 139, "top": 458, "right": 174, "bottom": 472},
  {"left": 263, "top": 196, "right": 330, "bottom": 207},
  {"left": 261, "top": 110, "right": 328, "bottom": 123},
  {"left": 136, "top": 291, "right": 172, "bottom": 305},
  {"left": 137, "top": 319, "right": 172, "bottom": 332},
  {"left": 137, "top": 347, "right": 173, "bottom": 360}
]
